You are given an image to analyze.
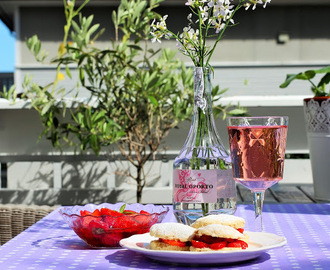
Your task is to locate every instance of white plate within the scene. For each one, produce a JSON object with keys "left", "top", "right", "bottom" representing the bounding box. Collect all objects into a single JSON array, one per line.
[{"left": 120, "top": 231, "right": 287, "bottom": 265}]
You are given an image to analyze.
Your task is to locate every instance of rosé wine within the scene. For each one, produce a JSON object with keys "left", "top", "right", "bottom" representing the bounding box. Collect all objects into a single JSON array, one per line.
[{"left": 227, "top": 125, "right": 288, "bottom": 192}]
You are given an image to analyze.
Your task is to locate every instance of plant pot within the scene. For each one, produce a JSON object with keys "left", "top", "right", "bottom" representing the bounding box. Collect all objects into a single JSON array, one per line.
[{"left": 303, "top": 97, "right": 330, "bottom": 201}]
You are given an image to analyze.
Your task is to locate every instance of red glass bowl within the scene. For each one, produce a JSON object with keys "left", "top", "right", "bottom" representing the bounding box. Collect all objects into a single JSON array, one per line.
[{"left": 59, "top": 203, "right": 169, "bottom": 248}]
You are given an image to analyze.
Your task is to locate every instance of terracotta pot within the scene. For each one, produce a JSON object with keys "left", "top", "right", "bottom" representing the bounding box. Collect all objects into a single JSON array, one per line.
[{"left": 303, "top": 96, "right": 330, "bottom": 201}]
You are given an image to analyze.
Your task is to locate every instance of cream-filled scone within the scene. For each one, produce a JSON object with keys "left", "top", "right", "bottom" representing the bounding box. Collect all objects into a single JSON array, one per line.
[
  {"left": 191, "top": 214, "right": 245, "bottom": 232},
  {"left": 190, "top": 224, "right": 248, "bottom": 252},
  {"left": 149, "top": 223, "right": 196, "bottom": 251}
]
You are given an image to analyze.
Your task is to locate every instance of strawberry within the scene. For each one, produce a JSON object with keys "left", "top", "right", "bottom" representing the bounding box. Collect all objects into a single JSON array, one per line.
[
  {"left": 226, "top": 238, "right": 235, "bottom": 243},
  {"left": 226, "top": 240, "right": 248, "bottom": 249},
  {"left": 209, "top": 241, "right": 227, "bottom": 250},
  {"left": 100, "top": 208, "right": 124, "bottom": 217},
  {"left": 75, "top": 227, "right": 100, "bottom": 247},
  {"left": 101, "top": 232, "right": 123, "bottom": 247},
  {"left": 89, "top": 220, "right": 108, "bottom": 238},
  {"left": 196, "top": 235, "right": 222, "bottom": 244},
  {"left": 191, "top": 240, "right": 209, "bottom": 249},
  {"left": 139, "top": 210, "right": 150, "bottom": 215},
  {"left": 237, "top": 228, "right": 244, "bottom": 234},
  {"left": 115, "top": 215, "right": 137, "bottom": 229},
  {"left": 80, "top": 210, "right": 92, "bottom": 216},
  {"left": 91, "top": 209, "right": 101, "bottom": 216},
  {"left": 134, "top": 214, "right": 154, "bottom": 228},
  {"left": 160, "top": 238, "right": 186, "bottom": 247},
  {"left": 80, "top": 215, "right": 96, "bottom": 228}
]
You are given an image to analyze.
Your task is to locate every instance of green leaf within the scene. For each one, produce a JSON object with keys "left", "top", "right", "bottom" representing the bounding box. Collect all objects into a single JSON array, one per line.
[
  {"left": 65, "top": 66, "right": 72, "bottom": 79},
  {"left": 148, "top": 95, "right": 158, "bottom": 106},
  {"left": 280, "top": 66, "right": 330, "bottom": 90},
  {"left": 84, "top": 108, "right": 92, "bottom": 129},
  {"left": 228, "top": 108, "right": 248, "bottom": 116},
  {"left": 79, "top": 68, "right": 85, "bottom": 84},
  {"left": 119, "top": 204, "right": 126, "bottom": 213},
  {"left": 314, "top": 66, "right": 330, "bottom": 74},
  {"left": 71, "top": 20, "right": 80, "bottom": 34},
  {"left": 127, "top": 44, "right": 142, "bottom": 51},
  {"left": 85, "top": 15, "right": 94, "bottom": 30},
  {"left": 41, "top": 102, "right": 52, "bottom": 116},
  {"left": 92, "top": 110, "right": 106, "bottom": 124},
  {"left": 318, "top": 73, "right": 330, "bottom": 88},
  {"left": 87, "top": 24, "right": 100, "bottom": 37}
]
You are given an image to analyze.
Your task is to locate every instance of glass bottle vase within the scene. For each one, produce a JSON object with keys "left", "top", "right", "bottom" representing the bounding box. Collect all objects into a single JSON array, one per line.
[{"left": 173, "top": 67, "right": 237, "bottom": 225}]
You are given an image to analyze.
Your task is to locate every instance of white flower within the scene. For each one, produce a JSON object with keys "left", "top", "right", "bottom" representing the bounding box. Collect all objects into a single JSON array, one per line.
[
  {"left": 151, "top": 31, "right": 163, "bottom": 43},
  {"left": 150, "top": 0, "right": 271, "bottom": 66},
  {"left": 245, "top": 0, "right": 270, "bottom": 10},
  {"left": 151, "top": 19, "right": 157, "bottom": 30},
  {"left": 199, "top": 6, "right": 209, "bottom": 22},
  {"left": 262, "top": 0, "right": 271, "bottom": 8},
  {"left": 185, "top": 0, "right": 195, "bottom": 6},
  {"left": 165, "top": 32, "right": 173, "bottom": 40},
  {"left": 214, "top": 4, "right": 226, "bottom": 18},
  {"left": 187, "top": 13, "right": 193, "bottom": 24},
  {"left": 158, "top": 15, "right": 168, "bottom": 31},
  {"left": 207, "top": 0, "right": 217, "bottom": 8},
  {"left": 212, "top": 19, "right": 225, "bottom": 33}
]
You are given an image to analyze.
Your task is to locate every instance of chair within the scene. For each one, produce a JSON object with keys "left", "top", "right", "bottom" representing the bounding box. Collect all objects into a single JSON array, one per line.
[{"left": 0, "top": 204, "right": 58, "bottom": 245}]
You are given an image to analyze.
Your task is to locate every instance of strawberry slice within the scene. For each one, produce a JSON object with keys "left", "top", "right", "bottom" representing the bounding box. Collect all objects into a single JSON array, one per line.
[
  {"left": 80, "top": 215, "right": 96, "bottom": 228},
  {"left": 100, "top": 208, "right": 124, "bottom": 217},
  {"left": 191, "top": 240, "right": 209, "bottom": 249},
  {"left": 226, "top": 238, "right": 235, "bottom": 243},
  {"left": 80, "top": 210, "right": 92, "bottom": 216},
  {"left": 74, "top": 227, "right": 100, "bottom": 247},
  {"left": 115, "top": 215, "right": 137, "bottom": 229},
  {"left": 101, "top": 232, "right": 123, "bottom": 247},
  {"left": 196, "top": 235, "right": 223, "bottom": 244},
  {"left": 209, "top": 241, "right": 227, "bottom": 250},
  {"left": 227, "top": 240, "right": 248, "bottom": 249},
  {"left": 91, "top": 209, "right": 101, "bottom": 216},
  {"left": 89, "top": 220, "right": 108, "bottom": 238},
  {"left": 237, "top": 228, "right": 244, "bottom": 234},
  {"left": 134, "top": 213, "right": 154, "bottom": 228},
  {"left": 160, "top": 238, "right": 186, "bottom": 247},
  {"left": 139, "top": 210, "right": 150, "bottom": 215}
]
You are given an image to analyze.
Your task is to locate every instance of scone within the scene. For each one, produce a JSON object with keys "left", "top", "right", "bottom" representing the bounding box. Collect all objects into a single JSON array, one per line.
[
  {"left": 190, "top": 224, "right": 248, "bottom": 252},
  {"left": 149, "top": 223, "right": 196, "bottom": 251},
  {"left": 191, "top": 214, "right": 245, "bottom": 231}
]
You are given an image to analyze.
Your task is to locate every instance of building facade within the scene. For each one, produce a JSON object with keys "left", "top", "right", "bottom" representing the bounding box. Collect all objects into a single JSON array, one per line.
[{"left": 0, "top": 0, "right": 328, "bottom": 204}]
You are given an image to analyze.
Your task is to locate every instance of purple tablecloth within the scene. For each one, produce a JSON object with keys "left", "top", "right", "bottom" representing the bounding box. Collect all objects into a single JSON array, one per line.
[{"left": 1, "top": 204, "right": 329, "bottom": 269}]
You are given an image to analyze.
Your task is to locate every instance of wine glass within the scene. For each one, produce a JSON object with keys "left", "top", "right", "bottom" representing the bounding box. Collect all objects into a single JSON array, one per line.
[{"left": 227, "top": 116, "right": 288, "bottom": 231}]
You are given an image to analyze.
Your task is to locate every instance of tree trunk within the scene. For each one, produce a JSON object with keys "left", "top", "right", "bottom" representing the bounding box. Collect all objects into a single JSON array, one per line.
[{"left": 136, "top": 166, "right": 144, "bottom": 203}]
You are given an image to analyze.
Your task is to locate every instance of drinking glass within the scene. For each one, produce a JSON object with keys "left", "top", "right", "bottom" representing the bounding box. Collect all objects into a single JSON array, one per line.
[{"left": 227, "top": 116, "right": 288, "bottom": 231}]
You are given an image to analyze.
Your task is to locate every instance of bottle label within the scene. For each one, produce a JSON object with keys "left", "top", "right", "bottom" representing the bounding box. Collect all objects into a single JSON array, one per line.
[
  {"left": 217, "top": 169, "right": 236, "bottom": 198},
  {"left": 173, "top": 169, "right": 236, "bottom": 203}
]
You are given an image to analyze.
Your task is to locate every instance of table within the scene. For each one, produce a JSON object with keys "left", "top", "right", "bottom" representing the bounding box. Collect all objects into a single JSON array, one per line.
[
  {"left": 0, "top": 204, "right": 329, "bottom": 270},
  {"left": 237, "top": 184, "right": 317, "bottom": 204}
]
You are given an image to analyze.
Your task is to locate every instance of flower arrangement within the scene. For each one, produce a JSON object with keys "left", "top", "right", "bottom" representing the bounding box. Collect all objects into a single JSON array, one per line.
[{"left": 151, "top": 0, "right": 271, "bottom": 68}]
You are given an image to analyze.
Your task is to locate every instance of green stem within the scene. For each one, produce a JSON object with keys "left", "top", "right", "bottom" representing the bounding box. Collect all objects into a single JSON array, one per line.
[
  {"left": 53, "top": 0, "right": 90, "bottom": 94},
  {"left": 192, "top": 70, "right": 211, "bottom": 216},
  {"left": 198, "top": 9, "right": 204, "bottom": 66},
  {"left": 206, "top": 3, "right": 243, "bottom": 67}
]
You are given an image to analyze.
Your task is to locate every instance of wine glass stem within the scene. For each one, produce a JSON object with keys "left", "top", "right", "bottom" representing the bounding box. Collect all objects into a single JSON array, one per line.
[{"left": 252, "top": 191, "right": 265, "bottom": 232}]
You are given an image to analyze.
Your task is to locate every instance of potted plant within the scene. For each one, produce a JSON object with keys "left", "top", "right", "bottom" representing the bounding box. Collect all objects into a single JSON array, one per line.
[{"left": 280, "top": 66, "right": 330, "bottom": 201}]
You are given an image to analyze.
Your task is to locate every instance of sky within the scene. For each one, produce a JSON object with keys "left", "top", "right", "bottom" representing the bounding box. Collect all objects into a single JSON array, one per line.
[{"left": 0, "top": 20, "right": 15, "bottom": 72}]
